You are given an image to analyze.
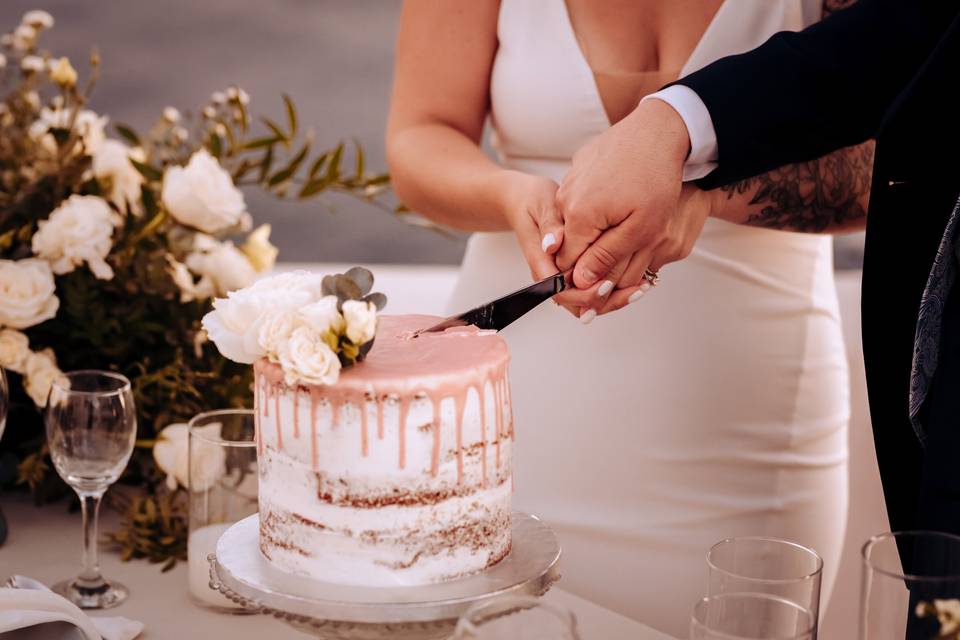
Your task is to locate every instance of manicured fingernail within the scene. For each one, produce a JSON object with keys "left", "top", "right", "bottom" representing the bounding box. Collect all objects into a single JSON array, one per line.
[
  {"left": 580, "top": 309, "right": 597, "bottom": 324},
  {"left": 628, "top": 289, "right": 645, "bottom": 304},
  {"left": 580, "top": 267, "right": 598, "bottom": 286},
  {"left": 597, "top": 280, "right": 614, "bottom": 297},
  {"left": 639, "top": 282, "right": 652, "bottom": 293},
  {"left": 541, "top": 233, "right": 557, "bottom": 253}
]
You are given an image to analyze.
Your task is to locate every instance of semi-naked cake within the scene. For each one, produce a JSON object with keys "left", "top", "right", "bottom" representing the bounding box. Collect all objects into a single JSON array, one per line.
[{"left": 254, "top": 314, "right": 514, "bottom": 586}]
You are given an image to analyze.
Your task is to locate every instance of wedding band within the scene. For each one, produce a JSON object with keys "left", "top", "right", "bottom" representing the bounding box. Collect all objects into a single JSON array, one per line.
[{"left": 644, "top": 268, "right": 660, "bottom": 286}]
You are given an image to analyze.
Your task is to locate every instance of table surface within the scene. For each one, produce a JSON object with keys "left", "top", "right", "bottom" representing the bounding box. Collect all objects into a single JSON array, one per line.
[{"left": 0, "top": 493, "right": 674, "bottom": 639}]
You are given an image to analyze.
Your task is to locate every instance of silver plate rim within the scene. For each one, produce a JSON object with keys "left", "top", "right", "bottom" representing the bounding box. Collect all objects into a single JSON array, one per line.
[{"left": 211, "top": 511, "right": 561, "bottom": 623}]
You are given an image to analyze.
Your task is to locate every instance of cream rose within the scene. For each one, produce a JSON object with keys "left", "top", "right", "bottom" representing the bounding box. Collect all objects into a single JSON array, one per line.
[
  {"left": 0, "top": 329, "right": 31, "bottom": 373},
  {"left": 23, "top": 348, "right": 66, "bottom": 407},
  {"left": 240, "top": 224, "right": 278, "bottom": 272},
  {"left": 153, "top": 422, "right": 226, "bottom": 492},
  {"left": 32, "top": 195, "right": 116, "bottom": 280},
  {"left": 0, "top": 258, "right": 59, "bottom": 329},
  {"left": 256, "top": 309, "right": 300, "bottom": 358},
  {"left": 342, "top": 299, "right": 378, "bottom": 345},
  {"left": 92, "top": 139, "right": 146, "bottom": 214},
  {"left": 185, "top": 236, "right": 257, "bottom": 296},
  {"left": 161, "top": 149, "right": 247, "bottom": 233},
  {"left": 298, "top": 296, "right": 344, "bottom": 335},
  {"left": 277, "top": 326, "right": 341, "bottom": 386}
]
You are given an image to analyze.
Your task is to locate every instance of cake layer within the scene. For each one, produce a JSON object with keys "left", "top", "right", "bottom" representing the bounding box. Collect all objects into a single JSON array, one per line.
[{"left": 255, "top": 314, "right": 515, "bottom": 586}]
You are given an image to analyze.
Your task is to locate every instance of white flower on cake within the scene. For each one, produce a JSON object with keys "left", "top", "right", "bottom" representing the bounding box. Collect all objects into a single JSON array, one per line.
[
  {"left": 0, "top": 329, "right": 31, "bottom": 373},
  {"left": 203, "top": 269, "right": 385, "bottom": 386},
  {"left": 240, "top": 224, "right": 278, "bottom": 272},
  {"left": 278, "top": 326, "right": 341, "bottom": 386},
  {"left": 22, "top": 348, "right": 66, "bottom": 407},
  {"left": 162, "top": 149, "right": 247, "bottom": 233},
  {"left": 32, "top": 195, "right": 117, "bottom": 280},
  {"left": 342, "top": 299, "right": 377, "bottom": 345},
  {"left": 0, "top": 258, "right": 59, "bottom": 329},
  {"left": 185, "top": 235, "right": 257, "bottom": 296},
  {"left": 153, "top": 422, "right": 226, "bottom": 492},
  {"left": 92, "top": 139, "right": 146, "bottom": 214}
]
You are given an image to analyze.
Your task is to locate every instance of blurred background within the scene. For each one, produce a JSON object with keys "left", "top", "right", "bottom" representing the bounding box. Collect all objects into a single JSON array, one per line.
[{"left": 0, "top": 0, "right": 865, "bottom": 268}]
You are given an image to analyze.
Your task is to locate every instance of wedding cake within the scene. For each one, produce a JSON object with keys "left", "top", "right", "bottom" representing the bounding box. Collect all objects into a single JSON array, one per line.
[{"left": 203, "top": 269, "right": 514, "bottom": 586}]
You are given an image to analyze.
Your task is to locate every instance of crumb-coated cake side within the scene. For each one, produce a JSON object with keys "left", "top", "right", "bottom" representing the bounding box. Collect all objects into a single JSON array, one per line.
[{"left": 255, "top": 314, "right": 514, "bottom": 586}]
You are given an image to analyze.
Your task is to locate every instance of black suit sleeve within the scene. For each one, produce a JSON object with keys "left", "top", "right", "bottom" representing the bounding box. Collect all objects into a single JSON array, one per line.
[{"left": 675, "top": 0, "right": 958, "bottom": 190}]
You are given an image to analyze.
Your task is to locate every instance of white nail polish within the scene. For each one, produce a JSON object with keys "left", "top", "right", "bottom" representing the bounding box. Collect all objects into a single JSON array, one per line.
[
  {"left": 628, "top": 289, "right": 645, "bottom": 304},
  {"left": 580, "top": 309, "right": 597, "bottom": 324},
  {"left": 597, "top": 280, "right": 614, "bottom": 297},
  {"left": 541, "top": 233, "right": 557, "bottom": 253},
  {"left": 639, "top": 282, "right": 652, "bottom": 293}
]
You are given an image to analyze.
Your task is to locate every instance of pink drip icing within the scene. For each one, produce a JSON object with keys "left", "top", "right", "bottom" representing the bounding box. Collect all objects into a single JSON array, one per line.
[
  {"left": 430, "top": 397, "right": 441, "bottom": 477},
  {"left": 309, "top": 388, "right": 320, "bottom": 471},
  {"left": 398, "top": 397, "right": 409, "bottom": 470},
  {"left": 254, "top": 379, "right": 263, "bottom": 456},
  {"left": 331, "top": 399, "right": 340, "bottom": 427},
  {"left": 274, "top": 387, "right": 282, "bottom": 450},
  {"left": 376, "top": 397, "right": 385, "bottom": 440},
  {"left": 360, "top": 398, "right": 369, "bottom": 457},
  {"left": 478, "top": 381, "right": 487, "bottom": 488},
  {"left": 454, "top": 390, "right": 466, "bottom": 484},
  {"left": 504, "top": 369, "right": 515, "bottom": 440},
  {"left": 292, "top": 389, "right": 300, "bottom": 439},
  {"left": 263, "top": 383, "right": 270, "bottom": 417}
]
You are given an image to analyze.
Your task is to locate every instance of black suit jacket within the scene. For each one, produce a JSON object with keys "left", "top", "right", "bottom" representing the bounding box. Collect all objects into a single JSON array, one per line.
[{"left": 676, "top": 0, "right": 960, "bottom": 537}]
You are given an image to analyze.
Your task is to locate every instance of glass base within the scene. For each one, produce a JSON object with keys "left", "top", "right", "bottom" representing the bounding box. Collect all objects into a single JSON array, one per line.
[{"left": 52, "top": 577, "right": 128, "bottom": 609}]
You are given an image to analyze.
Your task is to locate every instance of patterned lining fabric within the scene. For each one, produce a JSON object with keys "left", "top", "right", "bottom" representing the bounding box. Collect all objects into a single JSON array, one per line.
[{"left": 909, "top": 195, "right": 960, "bottom": 441}]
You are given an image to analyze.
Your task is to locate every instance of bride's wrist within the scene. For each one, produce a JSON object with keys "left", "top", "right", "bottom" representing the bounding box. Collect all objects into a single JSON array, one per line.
[{"left": 493, "top": 170, "right": 536, "bottom": 229}]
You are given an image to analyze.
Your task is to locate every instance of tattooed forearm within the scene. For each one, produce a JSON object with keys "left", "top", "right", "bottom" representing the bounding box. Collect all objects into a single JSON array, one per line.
[{"left": 718, "top": 141, "right": 875, "bottom": 233}]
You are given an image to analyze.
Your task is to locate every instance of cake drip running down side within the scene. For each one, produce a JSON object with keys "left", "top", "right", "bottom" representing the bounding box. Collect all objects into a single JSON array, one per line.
[{"left": 255, "top": 314, "right": 515, "bottom": 586}]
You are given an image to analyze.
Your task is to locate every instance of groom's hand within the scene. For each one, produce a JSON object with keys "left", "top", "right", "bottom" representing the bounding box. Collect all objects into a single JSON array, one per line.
[{"left": 555, "top": 99, "right": 693, "bottom": 291}]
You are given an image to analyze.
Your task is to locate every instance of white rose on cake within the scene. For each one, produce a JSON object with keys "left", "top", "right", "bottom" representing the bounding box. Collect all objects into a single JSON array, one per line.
[
  {"left": 277, "top": 326, "right": 341, "bottom": 386},
  {"left": 32, "top": 195, "right": 117, "bottom": 280},
  {"left": 92, "top": 139, "right": 146, "bottom": 214},
  {"left": 257, "top": 309, "right": 300, "bottom": 357},
  {"left": 0, "top": 258, "right": 59, "bottom": 329},
  {"left": 162, "top": 149, "right": 247, "bottom": 233},
  {"left": 299, "top": 296, "right": 344, "bottom": 335},
  {"left": 23, "top": 348, "right": 66, "bottom": 407},
  {"left": 342, "top": 299, "right": 377, "bottom": 344},
  {"left": 185, "top": 235, "right": 257, "bottom": 295},
  {"left": 0, "top": 329, "right": 31, "bottom": 373}
]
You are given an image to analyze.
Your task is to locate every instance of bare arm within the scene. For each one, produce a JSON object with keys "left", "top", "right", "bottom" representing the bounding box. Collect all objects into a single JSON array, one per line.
[{"left": 708, "top": 140, "right": 875, "bottom": 234}]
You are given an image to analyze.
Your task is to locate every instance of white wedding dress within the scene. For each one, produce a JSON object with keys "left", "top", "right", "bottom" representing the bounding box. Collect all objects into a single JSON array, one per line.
[{"left": 446, "top": 1, "right": 849, "bottom": 636}]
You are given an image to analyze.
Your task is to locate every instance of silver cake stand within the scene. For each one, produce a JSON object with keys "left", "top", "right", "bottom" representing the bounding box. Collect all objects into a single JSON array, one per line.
[{"left": 208, "top": 512, "right": 561, "bottom": 639}]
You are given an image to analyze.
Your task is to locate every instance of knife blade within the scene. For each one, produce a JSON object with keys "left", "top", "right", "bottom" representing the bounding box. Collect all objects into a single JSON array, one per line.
[{"left": 416, "top": 272, "right": 568, "bottom": 335}]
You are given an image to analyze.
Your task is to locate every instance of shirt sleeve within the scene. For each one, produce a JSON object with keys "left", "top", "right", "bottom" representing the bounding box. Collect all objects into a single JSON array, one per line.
[{"left": 640, "top": 85, "right": 718, "bottom": 182}]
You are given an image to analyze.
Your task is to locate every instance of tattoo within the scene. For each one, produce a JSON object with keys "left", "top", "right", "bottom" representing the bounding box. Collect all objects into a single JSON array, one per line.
[
  {"left": 823, "top": 0, "right": 858, "bottom": 17},
  {"left": 720, "top": 142, "right": 875, "bottom": 233}
]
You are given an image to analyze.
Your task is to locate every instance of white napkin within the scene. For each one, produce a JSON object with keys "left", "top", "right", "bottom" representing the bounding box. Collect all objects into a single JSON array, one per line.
[{"left": 0, "top": 576, "right": 143, "bottom": 640}]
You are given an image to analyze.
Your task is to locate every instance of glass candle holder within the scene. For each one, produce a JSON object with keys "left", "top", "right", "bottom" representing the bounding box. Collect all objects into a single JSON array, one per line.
[
  {"left": 452, "top": 595, "right": 581, "bottom": 640},
  {"left": 860, "top": 531, "right": 960, "bottom": 640},
  {"left": 187, "top": 409, "right": 258, "bottom": 611}
]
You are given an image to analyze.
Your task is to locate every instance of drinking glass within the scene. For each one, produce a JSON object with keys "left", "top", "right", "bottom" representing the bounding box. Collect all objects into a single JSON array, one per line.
[
  {"left": 187, "top": 409, "right": 258, "bottom": 611},
  {"left": 860, "top": 531, "right": 960, "bottom": 640},
  {"left": 690, "top": 593, "right": 815, "bottom": 639},
  {"left": 707, "top": 537, "right": 823, "bottom": 632},
  {"left": 1, "top": 366, "right": 8, "bottom": 441},
  {"left": 452, "top": 595, "right": 581, "bottom": 639},
  {"left": 45, "top": 370, "right": 137, "bottom": 609}
]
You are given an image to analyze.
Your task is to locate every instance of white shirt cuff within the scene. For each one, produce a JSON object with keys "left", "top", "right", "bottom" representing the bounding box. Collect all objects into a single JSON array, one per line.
[{"left": 641, "top": 85, "right": 718, "bottom": 182}]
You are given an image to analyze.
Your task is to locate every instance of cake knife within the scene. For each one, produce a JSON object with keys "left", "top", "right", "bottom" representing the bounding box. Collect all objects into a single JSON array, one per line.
[{"left": 416, "top": 272, "right": 568, "bottom": 335}]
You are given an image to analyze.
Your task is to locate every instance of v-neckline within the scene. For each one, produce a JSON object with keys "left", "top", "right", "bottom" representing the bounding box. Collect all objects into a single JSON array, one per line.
[{"left": 557, "top": 0, "right": 730, "bottom": 127}]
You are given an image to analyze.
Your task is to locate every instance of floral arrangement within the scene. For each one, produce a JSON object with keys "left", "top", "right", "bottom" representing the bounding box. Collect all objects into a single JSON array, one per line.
[
  {"left": 201, "top": 267, "right": 386, "bottom": 386},
  {"left": 917, "top": 599, "right": 960, "bottom": 639},
  {"left": 0, "top": 10, "right": 392, "bottom": 565}
]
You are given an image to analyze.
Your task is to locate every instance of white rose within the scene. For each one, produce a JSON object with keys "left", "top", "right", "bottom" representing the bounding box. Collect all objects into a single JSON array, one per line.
[
  {"left": 185, "top": 237, "right": 257, "bottom": 296},
  {"left": 161, "top": 149, "right": 247, "bottom": 233},
  {"left": 165, "top": 254, "right": 214, "bottom": 303},
  {"left": 298, "top": 296, "right": 343, "bottom": 335},
  {"left": 256, "top": 309, "right": 300, "bottom": 358},
  {"left": 32, "top": 195, "right": 116, "bottom": 280},
  {"left": 240, "top": 224, "right": 278, "bottom": 273},
  {"left": 342, "top": 299, "right": 378, "bottom": 345},
  {"left": 278, "top": 326, "right": 341, "bottom": 386},
  {"left": 153, "top": 422, "right": 226, "bottom": 492},
  {"left": 0, "top": 258, "right": 59, "bottom": 329},
  {"left": 202, "top": 280, "right": 314, "bottom": 364},
  {"left": 92, "top": 139, "right": 145, "bottom": 214},
  {"left": 23, "top": 348, "right": 66, "bottom": 407},
  {"left": 0, "top": 329, "right": 30, "bottom": 373},
  {"left": 22, "top": 10, "right": 54, "bottom": 30}
]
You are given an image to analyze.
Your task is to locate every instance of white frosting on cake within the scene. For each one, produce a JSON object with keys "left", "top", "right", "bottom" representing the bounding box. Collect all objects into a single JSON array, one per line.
[{"left": 255, "top": 314, "right": 514, "bottom": 586}]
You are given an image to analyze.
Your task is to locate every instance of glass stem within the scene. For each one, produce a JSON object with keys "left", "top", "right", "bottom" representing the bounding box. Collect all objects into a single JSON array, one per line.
[{"left": 78, "top": 491, "right": 105, "bottom": 584}]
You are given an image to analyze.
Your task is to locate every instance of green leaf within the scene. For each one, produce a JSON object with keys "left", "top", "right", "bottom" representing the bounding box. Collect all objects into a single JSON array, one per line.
[
  {"left": 345, "top": 266, "right": 373, "bottom": 295},
  {"left": 241, "top": 135, "right": 281, "bottom": 151},
  {"left": 333, "top": 276, "right": 362, "bottom": 301},
  {"left": 130, "top": 159, "right": 163, "bottom": 182},
  {"left": 258, "top": 146, "right": 274, "bottom": 183},
  {"left": 115, "top": 124, "right": 141, "bottom": 146},
  {"left": 364, "top": 173, "right": 391, "bottom": 187},
  {"left": 207, "top": 132, "right": 223, "bottom": 159},
  {"left": 307, "top": 152, "right": 330, "bottom": 180},
  {"left": 364, "top": 292, "right": 387, "bottom": 311},
  {"left": 267, "top": 141, "right": 309, "bottom": 187},
  {"left": 326, "top": 142, "right": 344, "bottom": 182},
  {"left": 353, "top": 141, "right": 364, "bottom": 179},
  {"left": 259, "top": 117, "right": 289, "bottom": 147},
  {"left": 321, "top": 275, "right": 336, "bottom": 297},
  {"left": 283, "top": 93, "right": 297, "bottom": 138},
  {"left": 298, "top": 178, "right": 329, "bottom": 199},
  {"left": 141, "top": 185, "right": 159, "bottom": 218}
]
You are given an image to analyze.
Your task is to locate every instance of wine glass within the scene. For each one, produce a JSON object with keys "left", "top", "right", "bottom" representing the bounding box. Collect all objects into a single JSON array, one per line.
[
  {"left": 45, "top": 370, "right": 137, "bottom": 609},
  {"left": 860, "top": 530, "right": 960, "bottom": 639},
  {"left": 690, "top": 593, "right": 815, "bottom": 640},
  {"left": 452, "top": 595, "right": 581, "bottom": 639}
]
